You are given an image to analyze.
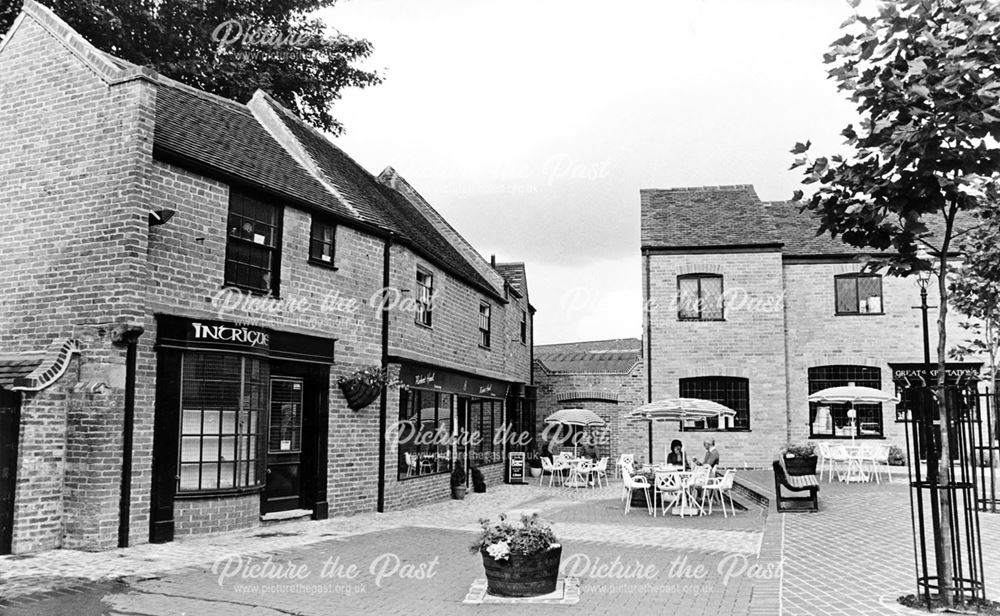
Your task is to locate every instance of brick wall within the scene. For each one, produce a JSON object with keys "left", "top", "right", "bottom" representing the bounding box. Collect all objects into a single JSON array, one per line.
[
  {"left": 173, "top": 494, "right": 259, "bottom": 537},
  {"left": 0, "top": 8, "right": 155, "bottom": 552},
  {"left": 645, "top": 251, "right": 789, "bottom": 468}
]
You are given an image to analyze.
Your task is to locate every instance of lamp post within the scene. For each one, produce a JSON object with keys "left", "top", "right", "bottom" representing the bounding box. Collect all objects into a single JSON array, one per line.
[{"left": 917, "top": 268, "right": 932, "bottom": 366}]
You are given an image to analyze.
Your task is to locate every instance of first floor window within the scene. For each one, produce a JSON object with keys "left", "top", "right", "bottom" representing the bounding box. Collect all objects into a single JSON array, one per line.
[
  {"left": 225, "top": 190, "right": 282, "bottom": 294},
  {"left": 520, "top": 309, "right": 528, "bottom": 344},
  {"left": 808, "top": 365, "right": 883, "bottom": 438},
  {"left": 398, "top": 389, "right": 453, "bottom": 479},
  {"left": 678, "top": 274, "right": 724, "bottom": 320},
  {"left": 416, "top": 268, "right": 433, "bottom": 327},
  {"left": 479, "top": 303, "right": 492, "bottom": 348},
  {"left": 835, "top": 274, "right": 883, "bottom": 314},
  {"left": 309, "top": 217, "right": 336, "bottom": 265},
  {"left": 679, "top": 376, "right": 750, "bottom": 430},
  {"left": 179, "top": 353, "right": 267, "bottom": 492}
]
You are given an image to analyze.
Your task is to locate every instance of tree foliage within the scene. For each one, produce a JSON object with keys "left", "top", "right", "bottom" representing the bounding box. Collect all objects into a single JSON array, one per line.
[
  {"left": 949, "top": 205, "right": 1000, "bottom": 382},
  {"left": 791, "top": 0, "right": 1000, "bottom": 605},
  {"left": 0, "top": 0, "right": 381, "bottom": 134}
]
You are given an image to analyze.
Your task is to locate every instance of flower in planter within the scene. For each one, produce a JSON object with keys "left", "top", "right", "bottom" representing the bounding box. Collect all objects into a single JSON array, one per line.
[
  {"left": 470, "top": 513, "right": 559, "bottom": 558},
  {"left": 486, "top": 540, "right": 511, "bottom": 561},
  {"left": 337, "top": 366, "right": 388, "bottom": 388},
  {"left": 780, "top": 443, "right": 816, "bottom": 458}
]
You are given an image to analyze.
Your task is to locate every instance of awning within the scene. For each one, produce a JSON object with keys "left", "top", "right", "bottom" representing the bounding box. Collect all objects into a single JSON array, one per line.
[{"left": 0, "top": 353, "right": 44, "bottom": 389}]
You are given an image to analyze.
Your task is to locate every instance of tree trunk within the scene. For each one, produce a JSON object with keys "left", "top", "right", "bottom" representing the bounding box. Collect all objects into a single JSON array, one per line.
[{"left": 934, "top": 226, "right": 955, "bottom": 606}]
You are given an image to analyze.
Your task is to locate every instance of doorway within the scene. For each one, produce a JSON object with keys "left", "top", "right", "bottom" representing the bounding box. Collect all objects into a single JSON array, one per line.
[{"left": 0, "top": 388, "right": 21, "bottom": 555}]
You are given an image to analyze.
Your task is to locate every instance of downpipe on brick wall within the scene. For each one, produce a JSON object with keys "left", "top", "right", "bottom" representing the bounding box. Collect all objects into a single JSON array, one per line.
[
  {"left": 377, "top": 235, "right": 394, "bottom": 513},
  {"left": 113, "top": 322, "right": 144, "bottom": 549}
]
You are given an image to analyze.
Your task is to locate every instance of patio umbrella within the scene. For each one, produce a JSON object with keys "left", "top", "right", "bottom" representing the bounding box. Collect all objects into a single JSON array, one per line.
[
  {"left": 808, "top": 384, "right": 899, "bottom": 442},
  {"left": 627, "top": 398, "right": 737, "bottom": 464},
  {"left": 544, "top": 408, "right": 606, "bottom": 456}
]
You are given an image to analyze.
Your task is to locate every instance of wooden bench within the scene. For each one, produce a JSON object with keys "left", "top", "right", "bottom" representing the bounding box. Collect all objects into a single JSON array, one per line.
[{"left": 772, "top": 460, "right": 819, "bottom": 513}]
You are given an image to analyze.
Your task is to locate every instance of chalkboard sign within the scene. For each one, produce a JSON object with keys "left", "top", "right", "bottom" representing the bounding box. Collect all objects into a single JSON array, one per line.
[{"left": 507, "top": 452, "right": 526, "bottom": 484}]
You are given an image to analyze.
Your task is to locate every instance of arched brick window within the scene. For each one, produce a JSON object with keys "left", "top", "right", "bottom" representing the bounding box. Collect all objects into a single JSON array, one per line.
[{"left": 808, "top": 365, "right": 883, "bottom": 438}]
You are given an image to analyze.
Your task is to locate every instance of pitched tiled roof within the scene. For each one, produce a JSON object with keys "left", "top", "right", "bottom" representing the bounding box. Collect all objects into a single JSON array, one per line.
[
  {"left": 761, "top": 201, "right": 858, "bottom": 256},
  {"left": 641, "top": 185, "right": 781, "bottom": 249},
  {"left": 154, "top": 84, "right": 360, "bottom": 222},
  {"left": 0, "top": 354, "right": 44, "bottom": 388},
  {"left": 495, "top": 263, "right": 526, "bottom": 296},
  {"left": 535, "top": 338, "right": 642, "bottom": 374}
]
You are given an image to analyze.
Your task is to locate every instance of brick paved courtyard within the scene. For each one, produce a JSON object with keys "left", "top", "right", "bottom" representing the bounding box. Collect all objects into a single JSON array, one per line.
[{"left": 0, "top": 477, "right": 997, "bottom": 616}]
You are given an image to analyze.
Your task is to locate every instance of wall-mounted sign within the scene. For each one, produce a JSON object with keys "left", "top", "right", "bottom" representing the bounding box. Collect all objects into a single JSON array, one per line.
[
  {"left": 889, "top": 362, "right": 983, "bottom": 388},
  {"left": 398, "top": 363, "right": 509, "bottom": 399}
]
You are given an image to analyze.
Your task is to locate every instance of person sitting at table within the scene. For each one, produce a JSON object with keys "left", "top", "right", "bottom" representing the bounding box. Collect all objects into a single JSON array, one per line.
[
  {"left": 693, "top": 438, "right": 720, "bottom": 475},
  {"left": 580, "top": 435, "right": 598, "bottom": 461},
  {"left": 666, "top": 439, "right": 688, "bottom": 469}
]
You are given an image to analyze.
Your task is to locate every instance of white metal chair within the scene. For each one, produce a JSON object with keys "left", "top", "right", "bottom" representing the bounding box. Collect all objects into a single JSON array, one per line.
[
  {"left": 621, "top": 467, "right": 653, "bottom": 516},
  {"left": 540, "top": 456, "right": 568, "bottom": 487},
  {"left": 701, "top": 469, "right": 737, "bottom": 518},
  {"left": 404, "top": 452, "right": 417, "bottom": 477},
  {"left": 824, "top": 444, "right": 850, "bottom": 483},
  {"left": 654, "top": 471, "right": 683, "bottom": 517},
  {"left": 615, "top": 454, "right": 635, "bottom": 479},
  {"left": 593, "top": 457, "right": 609, "bottom": 488},
  {"left": 867, "top": 443, "right": 893, "bottom": 484}
]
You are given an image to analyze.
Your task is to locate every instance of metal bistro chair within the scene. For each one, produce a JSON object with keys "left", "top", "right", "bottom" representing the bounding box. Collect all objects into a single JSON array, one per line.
[
  {"left": 823, "top": 443, "right": 850, "bottom": 483},
  {"left": 540, "top": 456, "right": 568, "bottom": 487},
  {"left": 615, "top": 454, "right": 635, "bottom": 479},
  {"left": 654, "top": 471, "right": 683, "bottom": 517},
  {"left": 593, "top": 457, "right": 610, "bottom": 488},
  {"left": 701, "top": 469, "right": 738, "bottom": 518},
  {"left": 621, "top": 466, "right": 653, "bottom": 516}
]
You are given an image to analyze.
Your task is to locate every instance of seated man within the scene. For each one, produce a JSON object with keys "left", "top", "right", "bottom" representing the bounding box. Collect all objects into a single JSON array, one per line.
[{"left": 693, "top": 438, "right": 720, "bottom": 474}]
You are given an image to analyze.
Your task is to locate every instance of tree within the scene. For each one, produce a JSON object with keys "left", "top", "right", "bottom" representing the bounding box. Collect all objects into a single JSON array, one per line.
[
  {"left": 791, "top": 0, "right": 1000, "bottom": 606},
  {"left": 0, "top": 0, "right": 381, "bottom": 134},
  {"left": 950, "top": 206, "right": 1000, "bottom": 384}
]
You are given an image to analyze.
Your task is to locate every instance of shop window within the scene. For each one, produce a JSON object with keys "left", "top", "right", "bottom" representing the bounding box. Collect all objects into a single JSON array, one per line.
[
  {"left": 309, "top": 217, "right": 336, "bottom": 267},
  {"left": 416, "top": 268, "right": 433, "bottom": 327},
  {"left": 678, "top": 274, "right": 724, "bottom": 320},
  {"left": 809, "top": 365, "right": 883, "bottom": 438},
  {"left": 398, "top": 390, "right": 452, "bottom": 479},
  {"left": 679, "top": 376, "right": 750, "bottom": 430},
  {"left": 470, "top": 398, "right": 505, "bottom": 465},
  {"left": 225, "top": 190, "right": 282, "bottom": 295},
  {"left": 835, "top": 274, "right": 883, "bottom": 314},
  {"left": 479, "top": 303, "right": 492, "bottom": 348},
  {"left": 178, "top": 353, "right": 267, "bottom": 493}
]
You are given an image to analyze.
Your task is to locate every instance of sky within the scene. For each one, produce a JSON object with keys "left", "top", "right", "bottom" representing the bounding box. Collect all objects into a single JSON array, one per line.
[{"left": 320, "top": 0, "right": 862, "bottom": 345}]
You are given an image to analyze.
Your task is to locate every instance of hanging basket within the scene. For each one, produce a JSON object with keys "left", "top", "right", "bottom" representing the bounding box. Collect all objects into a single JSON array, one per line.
[
  {"left": 481, "top": 545, "right": 562, "bottom": 597},
  {"left": 339, "top": 379, "right": 382, "bottom": 411}
]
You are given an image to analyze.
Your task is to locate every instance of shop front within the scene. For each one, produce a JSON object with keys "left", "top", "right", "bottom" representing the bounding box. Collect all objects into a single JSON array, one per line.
[
  {"left": 394, "top": 363, "right": 533, "bottom": 484},
  {"left": 150, "top": 316, "right": 334, "bottom": 543}
]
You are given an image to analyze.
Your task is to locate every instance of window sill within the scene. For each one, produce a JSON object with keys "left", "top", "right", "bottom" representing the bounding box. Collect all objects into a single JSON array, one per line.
[
  {"left": 221, "top": 284, "right": 279, "bottom": 299},
  {"left": 681, "top": 428, "right": 751, "bottom": 433},
  {"left": 397, "top": 470, "right": 451, "bottom": 482},
  {"left": 415, "top": 320, "right": 433, "bottom": 330},
  {"left": 834, "top": 312, "right": 885, "bottom": 317},
  {"left": 677, "top": 318, "right": 726, "bottom": 322},
  {"left": 479, "top": 344, "right": 491, "bottom": 350},
  {"left": 175, "top": 485, "right": 265, "bottom": 499},
  {"left": 808, "top": 435, "right": 885, "bottom": 440},
  {"left": 307, "top": 258, "right": 338, "bottom": 271}
]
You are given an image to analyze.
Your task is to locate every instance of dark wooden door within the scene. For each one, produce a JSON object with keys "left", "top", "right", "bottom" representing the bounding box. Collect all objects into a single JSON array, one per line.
[
  {"left": 0, "top": 388, "right": 21, "bottom": 555},
  {"left": 263, "top": 377, "right": 305, "bottom": 514}
]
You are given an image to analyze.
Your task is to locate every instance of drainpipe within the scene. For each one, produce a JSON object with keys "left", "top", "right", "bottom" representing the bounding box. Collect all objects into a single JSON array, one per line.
[
  {"left": 113, "top": 323, "right": 144, "bottom": 549},
  {"left": 377, "top": 236, "right": 393, "bottom": 513},
  {"left": 644, "top": 252, "right": 653, "bottom": 464}
]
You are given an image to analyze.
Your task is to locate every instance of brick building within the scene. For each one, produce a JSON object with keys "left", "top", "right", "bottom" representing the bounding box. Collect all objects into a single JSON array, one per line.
[
  {"left": 534, "top": 339, "right": 644, "bottom": 463},
  {"left": 638, "top": 184, "right": 980, "bottom": 468},
  {"left": 0, "top": 1, "right": 533, "bottom": 555}
]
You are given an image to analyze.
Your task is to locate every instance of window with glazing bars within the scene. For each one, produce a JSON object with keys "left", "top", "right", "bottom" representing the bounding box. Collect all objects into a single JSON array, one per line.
[
  {"left": 835, "top": 274, "right": 883, "bottom": 314},
  {"left": 225, "top": 191, "right": 282, "bottom": 294},
  {"left": 397, "top": 389, "right": 452, "bottom": 479},
  {"left": 309, "top": 217, "right": 336, "bottom": 266},
  {"left": 678, "top": 376, "right": 750, "bottom": 430},
  {"left": 520, "top": 309, "right": 528, "bottom": 344},
  {"left": 479, "top": 303, "right": 491, "bottom": 347},
  {"left": 416, "top": 269, "right": 433, "bottom": 327},
  {"left": 178, "top": 353, "right": 267, "bottom": 493},
  {"left": 808, "top": 365, "right": 883, "bottom": 438},
  {"left": 677, "top": 274, "right": 724, "bottom": 320}
]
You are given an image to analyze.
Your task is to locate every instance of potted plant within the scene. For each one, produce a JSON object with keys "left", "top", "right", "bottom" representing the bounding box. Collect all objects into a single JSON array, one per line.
[
  {"left": 888, "top": 445, "right": 906, "bottom": 466},
  {"left": 471, "top": 464, "right": 487, "bottom": 493},
  {"left": 779, "top": 443, "right": 818, "bottom": 476},
  {"left": 337, "top": 366, "right": 387, "bottom": 411},
  {"left": 451, "top": 461, "right": 467, "bottom": 500},
  {"left": 470, "top": 514, "right": 562, "bottom": 597},
  {"left": 528, "top": 455, "right": 543, "bottom": 478}
]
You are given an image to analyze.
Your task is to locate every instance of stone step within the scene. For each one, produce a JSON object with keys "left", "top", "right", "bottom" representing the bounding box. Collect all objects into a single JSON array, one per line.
[{"left": 260, "top": 509, "right": 313, "bottom": 524}]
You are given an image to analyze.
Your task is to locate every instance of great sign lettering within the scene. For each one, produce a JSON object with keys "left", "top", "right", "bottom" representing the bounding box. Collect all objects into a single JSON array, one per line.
[{"left": 191, "top": 322, "right": 269, "bottom": 348}]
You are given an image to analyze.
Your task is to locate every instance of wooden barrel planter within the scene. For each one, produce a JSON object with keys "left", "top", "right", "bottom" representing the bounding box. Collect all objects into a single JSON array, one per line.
[
  {"left": 339, "top": 379, "right": 381, "bottom": 411},
  {"left": 481, "top": 545, "right": 562, "bottom": 597}
]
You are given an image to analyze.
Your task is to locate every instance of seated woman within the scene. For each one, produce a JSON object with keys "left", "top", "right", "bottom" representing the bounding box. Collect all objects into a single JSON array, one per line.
[{"left": 666, "top": 439, "right": 688, "bottom": 468}]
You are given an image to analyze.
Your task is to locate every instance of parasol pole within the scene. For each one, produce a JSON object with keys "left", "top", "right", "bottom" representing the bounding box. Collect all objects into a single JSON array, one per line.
[{"left": 647, "top": 420, "right": 653, "bottom": 465}]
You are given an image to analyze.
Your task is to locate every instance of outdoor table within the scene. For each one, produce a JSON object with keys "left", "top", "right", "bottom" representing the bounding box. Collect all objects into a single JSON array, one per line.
[
  {"left": 633, "top": 467, "right": 701, "bottom": 515},
  {"left": 563, "top": 458, "right": 592, "bottom": 488},
  {"left": 662, "top": 470, "right": 703, "bottom": 517},
  {"left": 841, "top": 445, "right": 871, "bottom": 482}
]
